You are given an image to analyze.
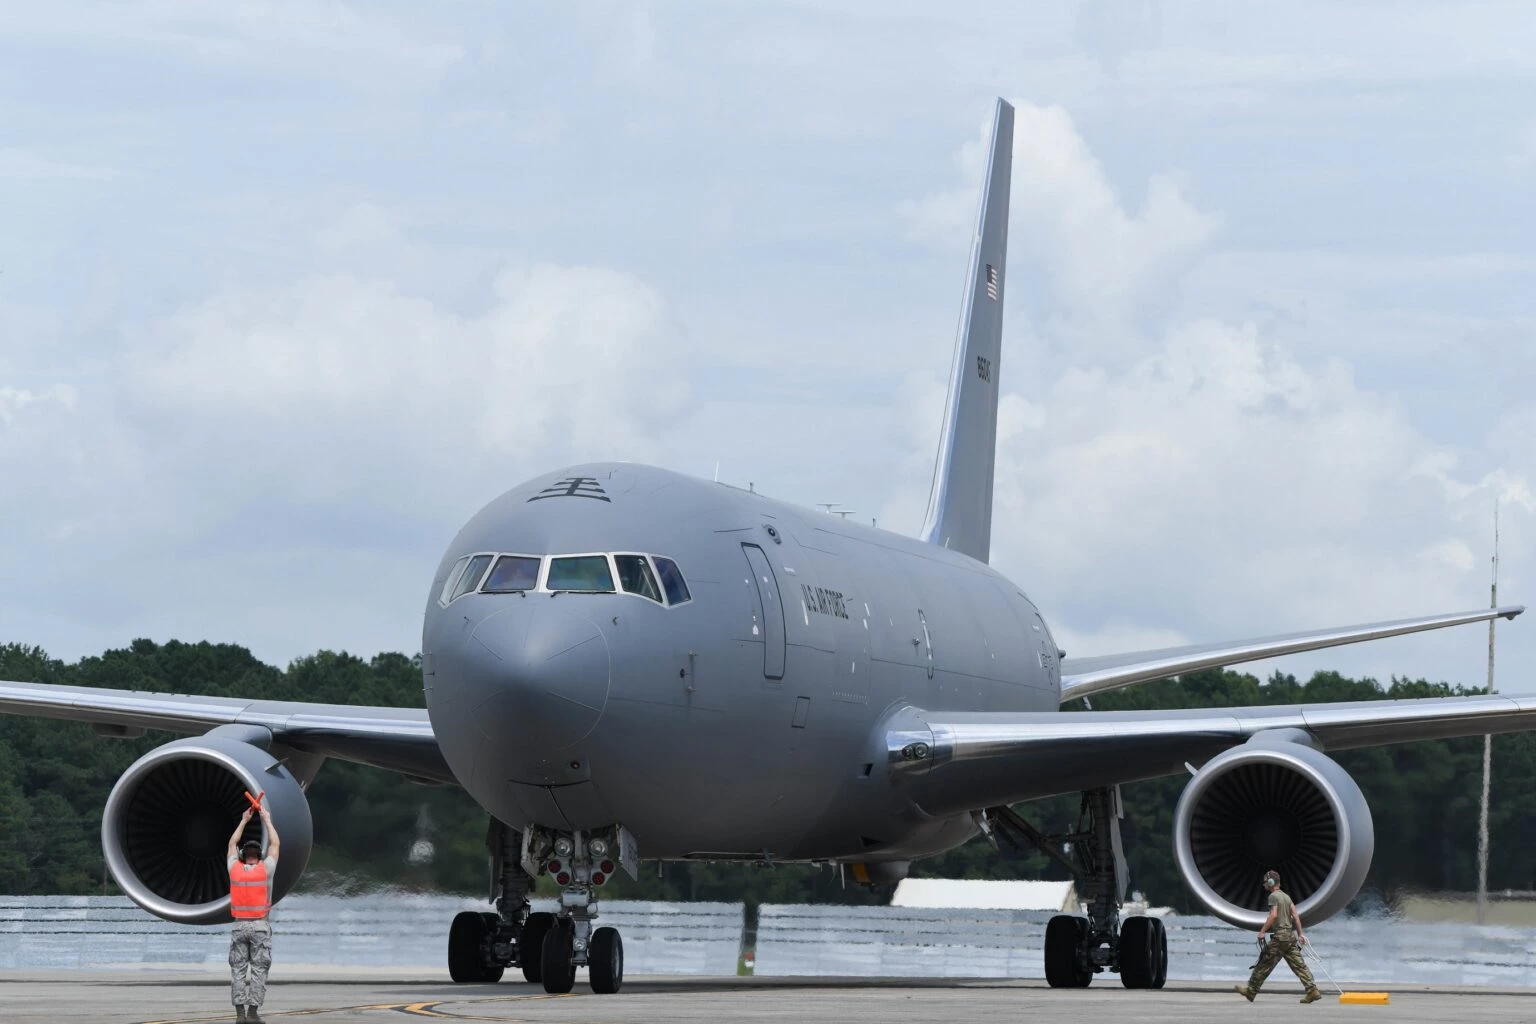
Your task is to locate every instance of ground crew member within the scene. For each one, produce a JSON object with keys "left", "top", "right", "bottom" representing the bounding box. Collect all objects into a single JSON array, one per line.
[
  {"left": 227, "top": 800, "right": 281, "bottom": 1023},
  {"left": 1235, "top": 869, "right": 1323, "bottom": 1004}
]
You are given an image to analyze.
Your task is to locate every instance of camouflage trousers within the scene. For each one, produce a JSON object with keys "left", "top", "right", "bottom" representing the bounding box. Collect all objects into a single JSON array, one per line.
[
  {"left": 1248, "top": 935, "right": 1316, "bottom": 993},
  {"left": 229, "top": 919, "right": 273, "bottom": 1008}
]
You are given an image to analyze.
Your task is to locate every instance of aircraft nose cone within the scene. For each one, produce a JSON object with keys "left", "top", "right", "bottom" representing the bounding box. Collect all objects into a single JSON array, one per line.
[{"left": 471, "top": 602, "right": 611, "bottom": 752}]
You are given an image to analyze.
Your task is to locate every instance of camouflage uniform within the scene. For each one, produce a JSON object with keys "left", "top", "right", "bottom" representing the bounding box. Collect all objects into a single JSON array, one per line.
[
  {"left": 229, "top": 918, "right": 273, "bottom": 1007},
  {"left": 229, "top": 854, "right": 277, "bottom": 1011},
  {"left": 1247, "top": 889, "right": 1318, "bottom": 996}
]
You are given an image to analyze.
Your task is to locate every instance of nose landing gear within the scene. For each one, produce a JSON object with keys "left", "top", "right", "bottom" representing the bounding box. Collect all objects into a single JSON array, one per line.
[
  {"left": 446, "top": 822, "right": 636, "bottom": 993},
  {"left": 521, "top": 824, "right": 634, "bottom": 995}
]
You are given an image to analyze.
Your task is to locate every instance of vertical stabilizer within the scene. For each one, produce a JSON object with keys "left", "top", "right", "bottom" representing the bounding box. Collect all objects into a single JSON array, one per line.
[{"left": 920, "top": 98, "right": 1013, "bottom": 563}]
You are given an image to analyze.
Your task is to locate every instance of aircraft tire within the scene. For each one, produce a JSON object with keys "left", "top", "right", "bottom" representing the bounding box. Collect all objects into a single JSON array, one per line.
[
  {"left": 1044, "top": 915, "right": 1091, "bottom": 988},
  {"left": 540, "top": 919, "right": 577, "bottom": 994},
  {"left": 589, "top": 926, "right": 624, "bottom": 994},
  {"left": 519, "top": 912, "right": 554, "bottom": 984},
  {"left": 448, "top": 911, "right": 494, "bottom": 983},
  {"left": 1119, "top": 916, "right": 1155, "bottom": 989},
  {"left": 476, "top": 913, "right": 506, "bottom": 982},
  {"left": 1150, "top": 917, "right": 1168, "bottom": 989}
]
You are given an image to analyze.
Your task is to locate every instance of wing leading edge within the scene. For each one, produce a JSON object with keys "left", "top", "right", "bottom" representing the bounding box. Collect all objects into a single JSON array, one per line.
[
  {"left": 0, "top": 679, "right": 450, "bottom": 783},
  {"left": 1059, "top": 605, "right": 1524, "bottom": 704},
  {"left": 888, "top": 690, "right": 1536, "bottom": 818}
]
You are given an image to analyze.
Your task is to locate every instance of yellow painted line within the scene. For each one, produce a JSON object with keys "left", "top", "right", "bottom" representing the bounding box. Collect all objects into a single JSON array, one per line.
[
  {"left": 138, "top": 992, "right": 571, "bottom": 1024},
  {"left": 400, "top": 994, "right": 571, "bottom": 1019}
]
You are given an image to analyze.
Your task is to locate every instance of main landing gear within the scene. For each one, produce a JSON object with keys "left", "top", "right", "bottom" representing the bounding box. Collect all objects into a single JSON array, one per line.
[
  {"left": 447, "top": 820, "right": 635, "bottom": 995},
  {"left": 448, "top": 819, "right": 532, "bottom": 984},
  {"left": 984, "top": 786, "right": 1167, "bottom": 990}
]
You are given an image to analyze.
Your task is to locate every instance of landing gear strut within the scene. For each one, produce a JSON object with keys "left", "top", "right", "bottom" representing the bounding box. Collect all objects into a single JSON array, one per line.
[
  {"left": 987, "top": 787, "right": 1167, "bottom": 989},
  {"left": 448, "top": 819, "right": 534, "bottom": 983},
  {"left": 520, "top": 824, "right": 634, "bottom": 994}
]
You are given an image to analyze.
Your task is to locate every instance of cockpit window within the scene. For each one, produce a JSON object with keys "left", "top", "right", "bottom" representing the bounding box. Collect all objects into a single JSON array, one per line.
[
  {"left": 449, "top": 554, "right": 494, "bottom": 602},
  {"left": 546, "top": 555, "right": 615, "bottom": 593},
  {"left": 440, "top": 556, "right": 471, "bottom": 604},
  {"left": 483, "top": 555, "right": 541, "bottom": 593},
  {"left": 615, "top": 555, "right": 663, "bottom": 603},
  {"left": 653, "top": 556, "right": 691, "bottom": 605}
]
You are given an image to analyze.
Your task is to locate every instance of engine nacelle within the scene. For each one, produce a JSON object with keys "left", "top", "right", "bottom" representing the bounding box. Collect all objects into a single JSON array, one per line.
[
  {"left": 1173, "top": 736, "right": 1373, "bottom": 929},
  {"left": 102, "top": 728, "right": 313, "bottom": 925}
]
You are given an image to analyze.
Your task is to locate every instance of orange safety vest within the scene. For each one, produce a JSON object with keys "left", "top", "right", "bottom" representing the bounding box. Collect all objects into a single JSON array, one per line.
[{"left": 229, "top": 860, "right": 270, "bottom": 919}]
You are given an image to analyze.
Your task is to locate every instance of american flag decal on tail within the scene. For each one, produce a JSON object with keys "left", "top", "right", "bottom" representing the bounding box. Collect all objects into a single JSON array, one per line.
[{"left": 985, "top": 264, "right": 999, "bottom": 300}]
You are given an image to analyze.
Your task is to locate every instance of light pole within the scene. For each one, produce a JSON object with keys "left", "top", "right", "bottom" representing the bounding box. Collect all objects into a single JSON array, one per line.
[{"left": 1476, "top": 503, "right": 1499, "bottom": 926}]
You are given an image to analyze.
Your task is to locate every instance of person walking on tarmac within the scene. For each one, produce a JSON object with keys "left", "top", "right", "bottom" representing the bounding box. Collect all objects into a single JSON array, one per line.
[
  {"left": 1236, "top": 869, "right": 1322, "bottom": 1004},
  {"left": 227, "top": 797, "right": 281, "bottom": 1023}
]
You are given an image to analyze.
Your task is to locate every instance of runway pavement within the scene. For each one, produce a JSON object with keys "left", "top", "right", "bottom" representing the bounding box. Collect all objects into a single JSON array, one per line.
[{"left": 3, "top": 971, "right": 1536, "bottom": 1024}]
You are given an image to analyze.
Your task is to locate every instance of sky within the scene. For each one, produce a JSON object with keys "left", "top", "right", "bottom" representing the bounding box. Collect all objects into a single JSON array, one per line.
[{"left": 1, "top": 1, "right": 1532, "bottom": 693}]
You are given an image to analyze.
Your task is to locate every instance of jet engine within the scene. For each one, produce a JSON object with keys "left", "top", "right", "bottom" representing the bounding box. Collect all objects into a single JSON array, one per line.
[
  {"left": 1173, "top": 736, "right": 1373, "bottom": 929},
  {"left": 101, "top": 728, "right": 314, "bottom": 925}
]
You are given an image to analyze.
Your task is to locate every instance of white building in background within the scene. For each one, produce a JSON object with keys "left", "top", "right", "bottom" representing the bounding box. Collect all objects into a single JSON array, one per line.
[
  {"left": 891, "top": 879, "right": 1079, "bottom": 912},
  {"left": 891, "top": 879, "right": 1175, "bottom": 917}
]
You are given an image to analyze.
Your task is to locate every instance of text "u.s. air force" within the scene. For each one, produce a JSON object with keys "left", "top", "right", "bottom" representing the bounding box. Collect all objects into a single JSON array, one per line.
[{"left": 801, "top": 584, "right": 849, "bottom": 619}]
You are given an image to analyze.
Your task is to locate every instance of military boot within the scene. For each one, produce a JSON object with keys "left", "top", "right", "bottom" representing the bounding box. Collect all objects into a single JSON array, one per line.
[
  {"left": 234, "top": 1007, "right": 247, "bottom": 1022},
  {"left": 247, "top": 1008, "right": 265, "bottom": 1024},
  {"left": 1234, "top": 984, "right": 1255, "bottom": 1001},
  {"left": 1301, "top": 988, "right": 1323, "bottom": 1004}
]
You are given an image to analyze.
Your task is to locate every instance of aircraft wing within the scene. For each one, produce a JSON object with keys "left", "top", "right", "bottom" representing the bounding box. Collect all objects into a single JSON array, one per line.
[
  {"left": 0, "top": 679, "right": 450, "bottom": 783},
  {"left": 1058, "top": 605, "right": 1524, "bottom": 704},
  {"left": 889, "top": 690, "right": 1536, "bottom": 817}
]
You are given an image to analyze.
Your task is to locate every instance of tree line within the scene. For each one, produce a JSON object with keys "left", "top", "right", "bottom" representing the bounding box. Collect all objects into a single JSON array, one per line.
[{"left": 0, "top": 639, "right": 1528, "bottom": 912}]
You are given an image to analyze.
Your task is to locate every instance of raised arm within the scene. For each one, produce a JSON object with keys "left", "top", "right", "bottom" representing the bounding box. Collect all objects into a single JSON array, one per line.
[
  {"left": 227, "top": 807, "right": 253, "bottom": 860},
  {"left": 259, "top": 803, "right": 280, "bottom": 863}
]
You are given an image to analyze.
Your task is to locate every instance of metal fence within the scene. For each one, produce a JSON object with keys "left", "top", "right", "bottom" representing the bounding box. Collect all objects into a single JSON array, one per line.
[
  {"left": 0, "top": 896, "right": 744, "bottom": 975},
  {"left": 754, "top": 904, "right": 1536, "bottom": 986},
  {"left": 9, "top": 895, "right": 1536, "bottom": 986}
]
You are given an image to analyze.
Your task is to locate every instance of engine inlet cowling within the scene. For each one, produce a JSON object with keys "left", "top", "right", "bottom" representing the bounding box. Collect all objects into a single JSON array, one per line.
[
  {"left": 1173, "top": 739, "right": 1373, "bottom": 929},
  {"left": 102, "top": 731, "right": 313, "bottom": 925}
]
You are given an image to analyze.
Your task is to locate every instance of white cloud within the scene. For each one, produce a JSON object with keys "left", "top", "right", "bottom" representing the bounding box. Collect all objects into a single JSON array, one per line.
[
  {"left": 0, "top": 385, "right": 77, "bottom": 425},
  {"left": 126, "top": 261, "right": 690, "bottom": 515}
]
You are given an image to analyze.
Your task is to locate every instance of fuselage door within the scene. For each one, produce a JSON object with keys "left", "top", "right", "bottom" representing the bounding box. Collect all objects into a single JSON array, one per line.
[{"left": 742, "top": 543, "right": 786, "bottom": 680}]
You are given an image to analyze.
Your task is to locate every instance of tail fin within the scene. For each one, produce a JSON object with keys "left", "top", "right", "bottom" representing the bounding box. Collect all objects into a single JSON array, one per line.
[{"left": 920, "top": 98, "right": 1013, "bottom": 563}]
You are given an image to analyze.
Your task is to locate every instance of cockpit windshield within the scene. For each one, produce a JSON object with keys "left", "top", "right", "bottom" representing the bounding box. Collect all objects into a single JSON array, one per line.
[
  {"left": 450, "top": 550, "right": 689, "bottom": 605},
  {"left": 483, "top": 555, "right": 540, "bottom": 593},
  {"left": 615, "top": 555, "right": 662, "bottom": 603},
  {"left": 547, "top": 555, "right": 615, "bottom": 593}
]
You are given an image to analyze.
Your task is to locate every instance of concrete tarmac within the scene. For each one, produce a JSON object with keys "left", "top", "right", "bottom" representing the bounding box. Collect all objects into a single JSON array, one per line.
[{"left": 4, "top": 971, "right": 1536, "bottom": 1024}]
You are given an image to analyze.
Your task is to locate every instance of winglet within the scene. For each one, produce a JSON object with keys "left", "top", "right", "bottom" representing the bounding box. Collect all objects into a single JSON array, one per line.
[{"left": 920, "top": 98, "right": 1014, "bottom": 564}]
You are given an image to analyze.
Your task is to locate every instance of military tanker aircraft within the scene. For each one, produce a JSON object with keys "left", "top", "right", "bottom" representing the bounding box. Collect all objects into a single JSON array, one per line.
[{"left": 0, "top": 98, "right": 1528, "bottom": 995}]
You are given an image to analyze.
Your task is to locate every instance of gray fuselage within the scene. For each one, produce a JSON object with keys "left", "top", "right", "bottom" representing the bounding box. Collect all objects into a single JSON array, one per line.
[{"left": 423, "top": 462, "right": 1059, "bottom": 863}]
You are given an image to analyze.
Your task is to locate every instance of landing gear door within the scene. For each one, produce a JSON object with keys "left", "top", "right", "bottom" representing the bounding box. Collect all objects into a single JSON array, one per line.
[{"left": 742, "top": 543, "right": 786, "bottom": 680}]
